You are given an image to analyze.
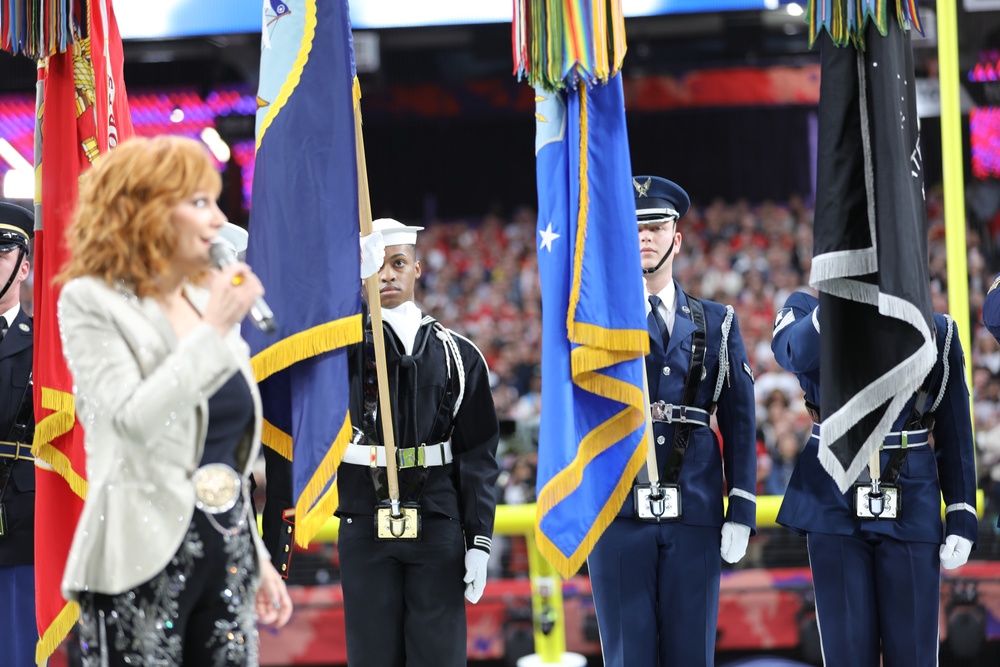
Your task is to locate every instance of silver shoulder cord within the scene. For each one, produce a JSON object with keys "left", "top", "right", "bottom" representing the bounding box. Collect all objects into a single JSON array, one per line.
[
  {"left": 712, "top": 305, "right": 735, "bottom": 404},
  {"left": 425, "top": 317, "right": 466, "bottom": 417},
  {"left": 929, "top": 315, "right": 954, "bottom": 414}
]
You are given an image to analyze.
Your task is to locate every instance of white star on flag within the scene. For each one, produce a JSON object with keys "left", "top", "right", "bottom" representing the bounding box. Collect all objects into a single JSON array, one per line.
[{"left": 538, "top": 222, "right": 560, "bottom": 252}]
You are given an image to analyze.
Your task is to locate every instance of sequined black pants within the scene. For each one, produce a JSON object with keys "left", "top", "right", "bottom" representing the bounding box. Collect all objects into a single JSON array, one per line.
[{"left": 77, "top": 505, "right": 257, "bottom": 667}]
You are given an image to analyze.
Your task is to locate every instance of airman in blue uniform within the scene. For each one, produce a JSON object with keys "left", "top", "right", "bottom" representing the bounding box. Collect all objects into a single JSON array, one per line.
[
  {"left": 982, "top": 272, "right": 1000, "bottom": 528},
  {"left": 587, "top": 176, "right": 758, "bottom": 667},
  {"left": 772, "top": 289, "right": 978, "bottom": 667}
]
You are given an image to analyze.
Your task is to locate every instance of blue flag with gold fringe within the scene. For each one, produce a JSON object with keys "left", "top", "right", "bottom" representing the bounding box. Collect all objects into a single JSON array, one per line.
[
  {"left": 533, "top": 73, "right": 650, "bottom": 578},
  {"left": 245, "top": 0, "right": 363, "bottom": 547}
]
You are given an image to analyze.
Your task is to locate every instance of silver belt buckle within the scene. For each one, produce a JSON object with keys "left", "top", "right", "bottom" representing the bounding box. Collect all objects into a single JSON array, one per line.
[
  {"left": 633, "top": 483, "right": 681, "bottom": 521},
  {"left": 192, "top": 463, "right": 242, "bottom": 514},
  {"left": 651, "top": 402, "right": 673, "bottom": 423},
  {"left": 853, "top": 483, "right": 901, "bottom": 520}
]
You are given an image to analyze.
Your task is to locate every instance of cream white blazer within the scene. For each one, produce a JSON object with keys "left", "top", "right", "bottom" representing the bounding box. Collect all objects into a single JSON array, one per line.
[{"left": 57, "top": 276, "right": 270, "bottom": 600}]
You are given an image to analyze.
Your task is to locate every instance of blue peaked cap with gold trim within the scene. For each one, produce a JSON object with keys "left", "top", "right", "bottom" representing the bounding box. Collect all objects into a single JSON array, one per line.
[
  {"left": 632, "top": 175, "right": 690, "bottom": 224},
  {"left": 0, "top": 202, "right": 33, "bottom": 252}
]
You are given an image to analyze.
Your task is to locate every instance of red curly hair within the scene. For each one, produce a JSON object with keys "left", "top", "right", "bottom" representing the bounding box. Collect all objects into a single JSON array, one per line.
[{"left": 58, "top": 135, "right": 222, "bottom": 297}]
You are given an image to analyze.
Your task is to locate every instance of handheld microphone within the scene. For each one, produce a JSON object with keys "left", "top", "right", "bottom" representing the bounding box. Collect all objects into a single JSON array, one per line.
[{"left": 209, "top": 241, "right": 277, "bottom": 334}]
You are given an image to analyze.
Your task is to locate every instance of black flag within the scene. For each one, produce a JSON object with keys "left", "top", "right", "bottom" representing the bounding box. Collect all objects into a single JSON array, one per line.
[{"left": 810, "top": 19, "right": 936, "bottom": 492}]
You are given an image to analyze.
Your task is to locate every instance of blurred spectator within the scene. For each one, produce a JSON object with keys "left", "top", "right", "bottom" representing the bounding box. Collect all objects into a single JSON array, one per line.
[
  {"left": 766, "top": 432, "right": 802, "bottom": 496},
  {"left": 402, "top": 186, "right": 1000, "bottom": 532}
]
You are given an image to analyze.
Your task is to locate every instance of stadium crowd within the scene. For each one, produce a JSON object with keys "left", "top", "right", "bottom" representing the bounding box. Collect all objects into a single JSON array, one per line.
[{"left": 410, "top": 180, "right": 1000, "bottom": 530}]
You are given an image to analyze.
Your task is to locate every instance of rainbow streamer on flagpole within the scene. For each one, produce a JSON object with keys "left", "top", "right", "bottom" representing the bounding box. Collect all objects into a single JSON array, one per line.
[
  {"left": 512, "top": 0, "right": 627, "bottom": 90},
  {"left": 805, "top": 0, "right": 923, "bottom": 49}
]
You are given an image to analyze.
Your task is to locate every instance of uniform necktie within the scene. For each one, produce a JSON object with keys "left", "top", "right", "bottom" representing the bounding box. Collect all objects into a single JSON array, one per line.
[
  {"left": 0, "top": 316, "right": 8, "bottom": 339},
  {"left": 648, "top": 295, "right": 669, "bottom": 349}
]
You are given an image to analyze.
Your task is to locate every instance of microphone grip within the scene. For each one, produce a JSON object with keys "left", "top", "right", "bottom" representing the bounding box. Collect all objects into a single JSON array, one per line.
[
  {"left": 210, "top": 242, "right": 277, "bottom": 334},
  {"left": 250, "top": 299, "right": 277, "bottom": 333}
]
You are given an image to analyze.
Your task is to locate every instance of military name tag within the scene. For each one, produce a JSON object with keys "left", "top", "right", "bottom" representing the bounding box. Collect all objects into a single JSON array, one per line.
[
  {"left": 633, "top": 483, "right": 681, "bottom": 521},
  {"left": 854, "top": 484, "right": 901, "bottom": 520},
  {"left": 375, "top": 502, "right": 421, "bottom": 541}
]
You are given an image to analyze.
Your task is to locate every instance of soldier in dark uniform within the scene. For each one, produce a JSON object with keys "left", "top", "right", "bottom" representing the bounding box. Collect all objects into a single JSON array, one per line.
[
  {"left": 587, "top": 177, "right": 758, "bottom": 667},
  {"left": 983, "top": 273, "right": 1000, "bottom": 528},
  {"left": 0, "top": 202, "right": 36, "bottom": 667},
  {"left": 334, "top": 218, "right": 499, "bottom": 667},
  {"left": 772, "top": 289, "right": 978, "bottom": 667}
]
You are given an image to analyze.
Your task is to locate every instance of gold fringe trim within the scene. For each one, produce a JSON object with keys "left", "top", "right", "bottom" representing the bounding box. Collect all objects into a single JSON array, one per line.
[
  {"left": 535, "top": 429, "right": 647, "bottom": 578},
  {"left": 570, "top": 321, "right": 648, "bottom": 356},
  {"left": 31, "top": 388, "right": 87, "bottom": 498},
  {"left": 574, "top": 365, "right": 645, "bottom": 411},
  {"left": 31, "top": 387, "right": 75, "bottom": 458},
  {"left": 566, "top": 85, "right": 590, "bottom": 334},
  {"left": 262, "top": 419, "right": 293, "bottom": 460},
  {"left": 36, "top": 601, "right": 80, "bottom": 665},
  {"left": 536, "top": 403, "right": 645, "bottom": 518},
  {"left": 34, "top": 443, "right": 89, "bottom": 499},
  {"left": 256, "top": 0, "right": 318, "bottom": 151},
  {"left": 250, "top": 314, "right": 362, "bottom": 383},
  {"left": 353, "top": 75, "right": 362, "bottom": 107},
  {"left": 293, "top": 413, "right": 352, "bottom": 547}
]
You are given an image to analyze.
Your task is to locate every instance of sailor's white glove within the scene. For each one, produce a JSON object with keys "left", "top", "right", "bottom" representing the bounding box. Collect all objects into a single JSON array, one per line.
[
  {"left": 720, "top": 521, "right": 751, "bottom": 564},
  {"left": 939, "top": 534, "right": 973, "bottom": 570},
  {"left": 360, "top": 231, "right": 385, "bottom": 279},
  {"left": 463, "top": 549, "right": 490, "bottom": 603}
]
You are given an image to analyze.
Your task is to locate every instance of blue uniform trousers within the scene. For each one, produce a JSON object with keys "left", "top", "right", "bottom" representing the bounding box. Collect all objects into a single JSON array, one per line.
[
  {"left": 807, "top": 532, "right": 940, "bottom": 667},
  {"left": 0, "top": 565, "right": 36, "bottom": 667},
  {"left": 589, "top": 519, "right": 721, "bottom": 667}
]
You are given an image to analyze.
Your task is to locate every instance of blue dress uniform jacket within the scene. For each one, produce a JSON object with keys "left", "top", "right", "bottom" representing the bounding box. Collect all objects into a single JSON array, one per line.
[
  {"left": 0, "top": 308, "right": 34, "bottom": 567},
  {"left": 983, "top": 272, "right": 1000, "bottom": 344},
  {"left": 771, "top": 290, "right": 978, "bottom": 667},
  {"left": 983, "top": 273, "right": 1000, "bottom": 529},
  {"left": 773, "top": 290, "right": 978, "bottom": 543},
  {"left": 618, "top": 286, "right": 758, "bottom": 527},
  {"left": 589, "top": 283, "right": 757, "bottom": 667},
  {"left": 0, "top": 308, "right": 37, "bottom": 667}
]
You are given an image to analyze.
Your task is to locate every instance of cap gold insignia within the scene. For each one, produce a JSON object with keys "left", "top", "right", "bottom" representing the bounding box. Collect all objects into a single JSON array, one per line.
[{"left": 633, "top": 177, "right": 651, "bottom": 197}]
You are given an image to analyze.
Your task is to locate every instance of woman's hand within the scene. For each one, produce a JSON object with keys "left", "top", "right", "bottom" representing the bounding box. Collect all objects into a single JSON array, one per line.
[
  {"left": 204, "top": 262, "right": 265, "bottom": 337},
  {"left": 255, "top": 558, "right": 293, "bottom": 627}
]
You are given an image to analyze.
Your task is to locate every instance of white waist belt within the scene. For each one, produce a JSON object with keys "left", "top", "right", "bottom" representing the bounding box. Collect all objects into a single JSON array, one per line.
[{"left": 342, "top": 440, "right": 453, "bottom": 469}]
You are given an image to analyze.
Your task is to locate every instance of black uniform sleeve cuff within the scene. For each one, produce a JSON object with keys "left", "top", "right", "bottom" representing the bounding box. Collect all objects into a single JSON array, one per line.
[{"left": 468, "top": 534, "right": 492, "bottom": 554}]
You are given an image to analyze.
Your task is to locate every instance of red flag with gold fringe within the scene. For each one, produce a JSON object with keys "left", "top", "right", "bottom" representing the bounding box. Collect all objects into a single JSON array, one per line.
[{"left": 0, "top": 0, "right": 133, "bottom": 660}]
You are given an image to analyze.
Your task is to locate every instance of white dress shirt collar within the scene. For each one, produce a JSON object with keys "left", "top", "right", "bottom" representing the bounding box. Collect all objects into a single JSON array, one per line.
[
  {"left": 1, "top": 303, "right": 21, "bottom": 331},
  {"left": 645, "top": 281, "right": 677, "bottom": 334}
]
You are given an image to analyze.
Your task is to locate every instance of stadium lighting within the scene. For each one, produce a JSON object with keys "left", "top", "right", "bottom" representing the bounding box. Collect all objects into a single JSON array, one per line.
[{"left": 200, "top": 127, "right": 232, "bottom": 163}]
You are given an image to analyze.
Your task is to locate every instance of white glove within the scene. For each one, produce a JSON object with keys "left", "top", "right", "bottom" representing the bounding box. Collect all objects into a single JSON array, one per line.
[
  {"left": 360, "top": 231, "right": 385, "bottom": 279},
  {"left": 463, "top": 549, "right": 490, "bottom": 604},
  {"left": 939, "top": 534, "right": 973, "bottom": 570},
  {"left": 720, "top": 521, "right": 751, "bottom": 564}
]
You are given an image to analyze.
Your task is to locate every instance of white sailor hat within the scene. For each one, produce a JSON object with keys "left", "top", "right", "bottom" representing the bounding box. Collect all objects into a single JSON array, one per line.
[{"left": 372, "top": 218, "right": 424, "bottom": 246}]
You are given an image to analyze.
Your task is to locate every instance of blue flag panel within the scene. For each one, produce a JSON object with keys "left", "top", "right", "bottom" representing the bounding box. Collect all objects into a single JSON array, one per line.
[
  {"left": 534, "top": 74, "right": 650, "bottom": 577},
  {"left": 246, "top": 0, "right": 362, "bottom": 544}
]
